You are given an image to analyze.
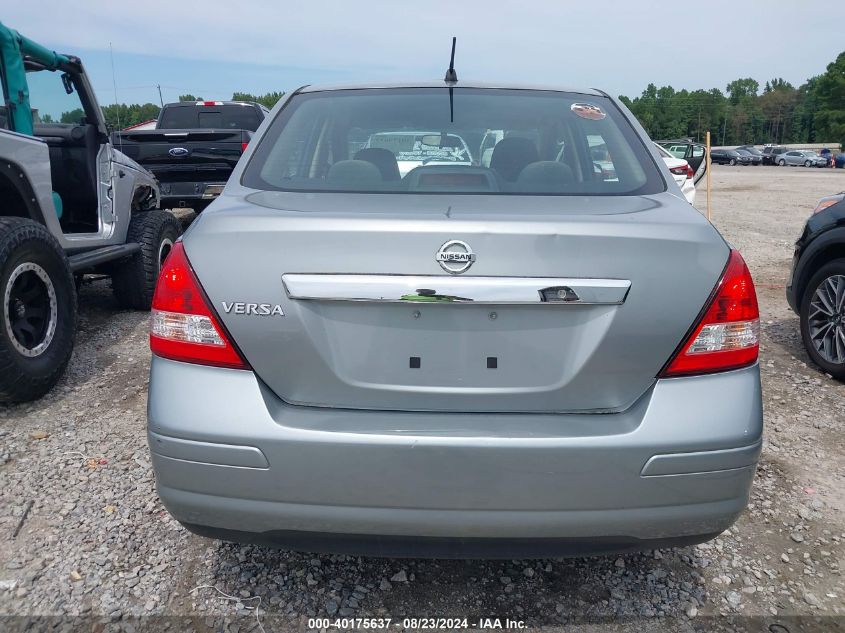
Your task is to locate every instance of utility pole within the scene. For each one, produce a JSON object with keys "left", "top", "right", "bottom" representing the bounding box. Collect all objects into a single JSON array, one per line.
[
  {"left": 697, "top": 107, "right": 702, "bottom": 142},
  {"left": 156, "top": 84, "right": 164, "bottom": 107}
]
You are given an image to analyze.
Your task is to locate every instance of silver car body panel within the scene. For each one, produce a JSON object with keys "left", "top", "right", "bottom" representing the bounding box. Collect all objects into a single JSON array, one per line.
[
  {"left": 0, "top": 128, "right": 55, "bottom": 223},
  {"left": 296, "top": 80, "right": 605, "bottom": 96},
  {"left": 184, "top": 192, "right": 726, "bottom": 413}
]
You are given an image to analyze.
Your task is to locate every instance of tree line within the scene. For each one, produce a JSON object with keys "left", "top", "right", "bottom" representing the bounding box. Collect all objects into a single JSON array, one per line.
[
  {"left": 619, "top": 51, "right": 845, "bottom": 148},
  {"left": 49, "top": 51, "right": 845, "bottom": 148},
  {"left": 94, "top": 91, "right": 286, "bottom": 129}
]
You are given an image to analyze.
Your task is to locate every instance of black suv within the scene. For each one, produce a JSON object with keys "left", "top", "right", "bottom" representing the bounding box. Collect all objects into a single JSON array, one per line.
[
  {"left": 786, "top": 193, "right": 845, "bottom": 380},
  {"left": 761, "top": 145, "right": 788, "bottom": 165}
]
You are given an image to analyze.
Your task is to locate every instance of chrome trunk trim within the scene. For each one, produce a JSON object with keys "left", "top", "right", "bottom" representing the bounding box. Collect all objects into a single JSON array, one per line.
[{"left": 282, "top": 274, "right": 630, "bottom": 305}]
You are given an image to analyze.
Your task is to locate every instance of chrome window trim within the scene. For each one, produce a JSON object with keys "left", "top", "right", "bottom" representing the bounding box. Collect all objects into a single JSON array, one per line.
[{"left": 282, "top": 274, "right": 630, "bottom": 305}]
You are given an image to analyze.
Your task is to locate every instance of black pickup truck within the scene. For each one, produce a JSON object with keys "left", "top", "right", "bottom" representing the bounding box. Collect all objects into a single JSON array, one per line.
[{"left": 113, "top": 101, "right": 269, "bottom": 211}]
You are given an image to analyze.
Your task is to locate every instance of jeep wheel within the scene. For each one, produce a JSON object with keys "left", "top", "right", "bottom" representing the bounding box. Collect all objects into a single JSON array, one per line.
[
  {"left": 112, "top": 210, "right": 182, "bottom": 310},
  {"left": 0, "top": 217, "right": 77, "bottom": 403},
  {"left": 800, "top": 259, "right": 845, "bottom": 381}
]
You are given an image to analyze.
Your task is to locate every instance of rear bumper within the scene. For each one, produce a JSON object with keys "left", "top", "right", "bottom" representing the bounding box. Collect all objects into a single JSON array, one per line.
[
  {"left": 148, "top": 358, "right": 763, "bottom": 556},
  {"left": 177, "top": 523, "right": 723, "bottom": 559}
]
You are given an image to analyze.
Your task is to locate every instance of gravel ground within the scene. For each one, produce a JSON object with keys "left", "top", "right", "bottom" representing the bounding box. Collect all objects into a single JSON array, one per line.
[{"left": 1, "top": 166, "right": 844, "bottom": 632}]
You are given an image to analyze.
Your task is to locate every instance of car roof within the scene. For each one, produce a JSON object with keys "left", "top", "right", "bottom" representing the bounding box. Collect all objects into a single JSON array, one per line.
[{"left": 296, "top": 81, "right": 605, "bottom": 96}]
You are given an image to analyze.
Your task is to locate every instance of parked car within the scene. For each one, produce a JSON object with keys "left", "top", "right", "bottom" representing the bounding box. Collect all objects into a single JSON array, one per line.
[
  {"left": 819, "top": 148, "right": 833, "bottom": 167},
  {"left": 710, "top": 149, "right": 750, "bottom": 166},
  {"left": 113, "top": 100, "right": 269, "bottom": 211},
  {"left": 802, "top": 151, "right": 832, "bottom": 168},
  {"left": 776, "top": 150, "right": 827, "bottom": 168},
  {"left": 786, "top": 193, "right": 845, "bottom": 380},
  {"left": 656, "top": 138, "right": 707, "bottom": 183},
  {"left": 654, "top": 143, "right": 696, "bottom": 204},
  {"left": 761, "top": 145, "right": 788, "bottom": 165},
  {"left": 737, "top": 145, "right": 764, "bottom": 159},
  {"left": 147, "top": 81, "right": 762, "bottom": 557},
  {"left": 799, "top": 151, "right": 826, "bottom": 168},
  {"left": 734, "top": 149, "right": 762, "bottom": 165},
  {"left": 0, "top": 22, "right": 179, "bottom": 403}
]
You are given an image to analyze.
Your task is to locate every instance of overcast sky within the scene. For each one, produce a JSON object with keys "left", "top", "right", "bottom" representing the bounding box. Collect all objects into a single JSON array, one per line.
[{"left": 5, "top": 1, "right": 843, "bottom": 106}]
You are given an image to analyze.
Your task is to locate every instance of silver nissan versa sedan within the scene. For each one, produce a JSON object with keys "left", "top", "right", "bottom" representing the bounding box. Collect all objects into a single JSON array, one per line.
[{"left": 147, "top": 81, "right": 763, "bottom": 558}]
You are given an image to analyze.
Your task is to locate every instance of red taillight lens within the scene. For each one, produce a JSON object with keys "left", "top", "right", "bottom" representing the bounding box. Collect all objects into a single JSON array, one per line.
[
  {"left": 812, "top": 194, "right": 844, "bottom": 215},
  {"left": 669, "top": 164, "right": 694, "bottom": 179},
  {"left": 241, "top": 141, "right": 249, "bottom": 153},
  {"left": 150, "top": 242, "right": 249, "bottom": 369},
  {"left": 660, "top": 250, "right": 759, "bottom": 377}
]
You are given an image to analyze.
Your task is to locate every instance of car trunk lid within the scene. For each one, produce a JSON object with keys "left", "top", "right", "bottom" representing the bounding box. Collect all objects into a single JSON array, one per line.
[{"left": 185, "top": 191, "right": 728, "bottom": 413}]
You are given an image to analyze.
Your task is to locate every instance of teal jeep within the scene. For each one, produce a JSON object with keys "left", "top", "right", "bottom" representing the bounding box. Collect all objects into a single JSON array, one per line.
[{"left": 0, "top": 22, "right": 180, "bottom": 402}]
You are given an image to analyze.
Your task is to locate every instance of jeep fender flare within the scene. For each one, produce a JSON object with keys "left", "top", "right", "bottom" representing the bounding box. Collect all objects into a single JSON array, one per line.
[{"left": 0, "top": 160, "right": 47, "bottom": 224}]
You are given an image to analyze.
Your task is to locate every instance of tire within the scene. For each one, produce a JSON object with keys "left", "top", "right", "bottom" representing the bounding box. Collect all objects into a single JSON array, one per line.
[
  {"left": 778, "top": 159, "right": 786, "bottom": 166},
  {"left": 729, "top": 159, "right": 736, "bottom": 166},
  {"left": 0, "top": 217, "right": 77, "bottom": 403},
  {"left": 804, "top": 161, "right": 812, "bottom": 167},
  {"left": 112, "top": 210, "right": 182, "bottom": 310},
  {"left": 799, "top": 259, "right": 845, "bottom": 381}
]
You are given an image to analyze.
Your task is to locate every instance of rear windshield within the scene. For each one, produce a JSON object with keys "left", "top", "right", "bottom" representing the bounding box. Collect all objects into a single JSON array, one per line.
[
  {"left": 158, "top": 104, "right": 261, "bottom": 131},
  {"left": 242, "top": 88, "right": 664, "bottom": 195}
]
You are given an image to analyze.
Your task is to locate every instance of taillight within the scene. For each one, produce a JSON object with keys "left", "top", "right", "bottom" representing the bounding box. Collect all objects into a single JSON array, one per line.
[
  {"left": 241, "top": 141, "right": 249, "bottom": 153},
  {"left": 812, "top": 193, "right": 844, "bottom": 215},
  {"left": 660, "top": 250, "right": 759, "bottom": 377},
  {"left": 669, "top": 164, "right": 694, "bottom": 179},
  {"left": 150, "top": 242, "right": 249, "bottom": 369}
]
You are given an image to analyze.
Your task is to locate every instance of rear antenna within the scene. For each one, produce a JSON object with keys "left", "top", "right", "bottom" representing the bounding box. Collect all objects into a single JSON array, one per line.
[
  {"left": 444, "top": 37, "right": 457, "bottom": 123},
  {"left": 109, "top": 42, "right": 123, "bottom": 152},
  {"left": 444, "top": 37, "right": 458, "bottom": 83}
]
